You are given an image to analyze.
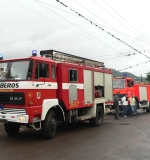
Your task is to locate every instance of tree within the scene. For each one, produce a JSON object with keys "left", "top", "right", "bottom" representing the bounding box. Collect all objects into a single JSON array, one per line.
[{"left": 145, "top": 72, "right": 150, "bottom": 82}]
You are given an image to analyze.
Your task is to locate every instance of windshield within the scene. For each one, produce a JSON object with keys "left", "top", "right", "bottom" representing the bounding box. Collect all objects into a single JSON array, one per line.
[
  {"left": 113, "top": 79, "right": 126, "bottom": 89},
  {"left": 0, "top": 60, "right": 32, "bottom": 80}
]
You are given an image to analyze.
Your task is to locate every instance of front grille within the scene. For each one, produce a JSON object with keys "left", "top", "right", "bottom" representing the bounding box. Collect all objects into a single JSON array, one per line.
[
  {"left": 0, "top": 108, "right": 26, "bottom": 114},
  {"left": 0, "top": 92, "right": 25, "bottom": 105}
]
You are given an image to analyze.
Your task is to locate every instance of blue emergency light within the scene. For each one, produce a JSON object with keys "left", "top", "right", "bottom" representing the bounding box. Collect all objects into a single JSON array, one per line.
[
  {"left": 0, "top": 104, "right": 4, "bottom": 109},
  {"left": 123, "top": 73, "right": 127, "bottom": 77},
  {"left": 32, "top": 50, "right": 37, "bottom": 56},
  {"left": 0, "top": 54, "right": 3, "bottom": 60}
]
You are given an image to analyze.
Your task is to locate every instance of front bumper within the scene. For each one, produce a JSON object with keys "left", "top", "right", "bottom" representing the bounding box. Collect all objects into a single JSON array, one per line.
[{"left": 0, "top": 108, "right": 29, "bottom": 123}]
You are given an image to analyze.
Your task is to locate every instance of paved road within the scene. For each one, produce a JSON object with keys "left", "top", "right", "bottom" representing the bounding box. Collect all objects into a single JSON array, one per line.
[{"left": 0, "top": 110, "right": 150, "bottom": 160}]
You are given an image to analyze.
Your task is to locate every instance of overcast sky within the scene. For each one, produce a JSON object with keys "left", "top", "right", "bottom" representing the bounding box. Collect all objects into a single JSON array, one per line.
[{"left": 1, "top": 0, "right": 150, "bottom": 77}]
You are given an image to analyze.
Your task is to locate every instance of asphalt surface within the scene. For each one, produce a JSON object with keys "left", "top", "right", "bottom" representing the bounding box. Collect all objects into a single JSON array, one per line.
[{"left": 0, "top": 109, "right": 150, "bottom": 160}]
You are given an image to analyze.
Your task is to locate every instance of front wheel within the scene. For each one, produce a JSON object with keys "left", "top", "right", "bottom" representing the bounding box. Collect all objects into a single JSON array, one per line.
[
  {"left": 89, "top": 106, "right": 104, "bottom": 126},
  {"left": 43, "top": 110, "right": 57, "bottom": 139},
  {"left": 4, "top": 122, "right": 20, "bottom": 135}
]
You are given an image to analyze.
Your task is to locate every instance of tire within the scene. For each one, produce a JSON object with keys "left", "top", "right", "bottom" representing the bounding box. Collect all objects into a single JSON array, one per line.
[
  {"left": 89, "top": 106, "right": 104, "bottom": 127},
  {"left": 4, "top": 122, "right": 20, "bottom": 136},
  {"left": 146, "top": 106, "right": 150, "bottom": 113},
  {"left": 43, "top": 110, "right": 57, "bottom": 139}
]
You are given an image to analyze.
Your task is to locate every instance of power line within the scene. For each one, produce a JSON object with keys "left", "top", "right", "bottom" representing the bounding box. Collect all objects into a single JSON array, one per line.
[
  {"left": 55, "top": 0, "right": 150, "bottom": 60},
  {"left": 72, "top": 0, "right": 150, "bottom": 51},
  {"left": 94, "top": 22, "right": 150, "bottom": 44},
  {"left": 11, "top": 0, "right": 132, "bottom": 59},
  {"left": 37, "top": 1, "right": 150, "bottom": 71},
  {"left": 92, "top": 0, "right": 149, "bottom": 48},
  {"left": 101, "top": 54, "right": 134, "bottom": 60},
  {"left": 93, "top": 0, "right": 150, "bottom": 45},
  {"left": 10, "top": 0, "right": 150, "bottom": 72},
  {"left": 89, "top": 52, "right": 135, "bottom": 59},
  {"left": 35, "top": 0, "right": 128, "bottom": 54},
  {"left": 10, "top": 0, "right": 125, "bottom": 56},
  {"left": 36, "top": 0, "right": 150, "bottom": 63},
  {"left": 118, "top": 60, "right": 150, "bottom": 71},
  {"left": 71, "top": 0, "right": 117, "bottom": 31},
  {"left": 33, "top": 0, "right": 150, "bottom": 45},
  {"left": 133, "top": 69, "right": 150, "bottom": 74},
  {"left": 102, "top": 0, "right": 150, "bottom": 44},
  {"left": 34, "top": 2, "right": 79, "bottom": 17}
]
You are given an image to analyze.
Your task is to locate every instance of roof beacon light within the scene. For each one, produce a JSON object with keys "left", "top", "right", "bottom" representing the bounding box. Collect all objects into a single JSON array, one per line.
[
  {"left": 32, "top": 50, "right": 37, "bottom": 56},
  {"left": 122, "top": 73, "right": 127, "bottom": 78},
  {"left": 0, "top": 54, "right": 3, "bottom": 60}
]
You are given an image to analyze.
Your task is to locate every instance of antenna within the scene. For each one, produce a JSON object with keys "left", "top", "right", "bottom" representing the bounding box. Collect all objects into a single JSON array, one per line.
[{"left": 40, "top": 50, "right": 104, "bottom": 67}]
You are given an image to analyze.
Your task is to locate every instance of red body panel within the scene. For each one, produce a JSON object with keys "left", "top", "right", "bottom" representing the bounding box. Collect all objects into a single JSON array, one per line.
[
  {"left": 57, "top": 63, "right": 88, "bottom": 110},
  {"left": 57, "top": 63, "right": 112, "bottom": 110},
  {"left": 147, "top": 86, "right": 150, "bottom": 101}
]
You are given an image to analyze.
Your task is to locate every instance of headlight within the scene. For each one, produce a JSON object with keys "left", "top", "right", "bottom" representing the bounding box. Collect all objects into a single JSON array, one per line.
[{"left": 18, "top": 116, "right": 26, "bottom": 122}]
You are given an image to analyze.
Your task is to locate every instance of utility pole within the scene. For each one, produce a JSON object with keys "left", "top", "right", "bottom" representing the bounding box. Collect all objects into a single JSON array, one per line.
[{"left": 141, "top": 74, "right": 142, "bottom": 82}]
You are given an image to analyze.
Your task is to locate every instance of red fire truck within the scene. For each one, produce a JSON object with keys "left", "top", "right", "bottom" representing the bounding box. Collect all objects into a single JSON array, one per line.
[
  {"left": 0, "top": 50, "right": 113, "bottom": 139},
  {"left": 113, "top": 76, "right": 150, "bottom": 112}
]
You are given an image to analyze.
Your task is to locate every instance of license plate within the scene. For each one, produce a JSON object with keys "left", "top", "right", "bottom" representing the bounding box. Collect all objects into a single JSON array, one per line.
[{"left": 0, "top": 119, "right": 7, "bottom": 123}]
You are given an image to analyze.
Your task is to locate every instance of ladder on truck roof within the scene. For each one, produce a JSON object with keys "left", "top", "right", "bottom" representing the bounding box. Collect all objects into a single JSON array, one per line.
[{"left": 40, "top": 50, "right": 104, "bottom": 67}]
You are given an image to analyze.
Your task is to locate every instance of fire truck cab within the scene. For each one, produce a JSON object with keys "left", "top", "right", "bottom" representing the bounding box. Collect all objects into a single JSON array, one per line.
[
  {"left": 0, "top": 50, "right": 113, "bottom": 139},
  {"left": 113, "top": 76, "right": 150, "bottom": 112}
]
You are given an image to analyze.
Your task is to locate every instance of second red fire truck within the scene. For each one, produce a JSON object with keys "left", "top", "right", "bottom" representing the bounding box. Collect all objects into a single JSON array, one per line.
[
  {"left": 0, "top": 50, "right": 113, "bottom": 139},
  {"left": 113, "top": 76, "right": 150, "bottom": 112}
]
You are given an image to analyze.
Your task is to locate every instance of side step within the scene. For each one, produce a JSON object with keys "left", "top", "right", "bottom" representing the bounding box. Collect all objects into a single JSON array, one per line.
[{"left": 78, "top": 115, "right": 94, "bottom": 121}]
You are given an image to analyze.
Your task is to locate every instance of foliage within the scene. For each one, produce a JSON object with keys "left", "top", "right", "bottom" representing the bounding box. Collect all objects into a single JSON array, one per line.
[
  {"left": 145, "top": 72, "right": 150, "bottom": 82},
  {"left": 112, "top": 69, "right": 145, "bottom": 82}
]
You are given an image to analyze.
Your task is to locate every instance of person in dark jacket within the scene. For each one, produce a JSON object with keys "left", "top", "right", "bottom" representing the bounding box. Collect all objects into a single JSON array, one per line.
[
  {"left": 113, "top": 92, "right": 120, "bottom": 120},
  {"left": 134, "top": 96, "right": 139, "bottom": 113}
]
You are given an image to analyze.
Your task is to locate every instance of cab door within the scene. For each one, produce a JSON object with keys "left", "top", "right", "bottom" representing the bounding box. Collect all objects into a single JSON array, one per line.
[
  {"left": 33, "top": 61, "right": 51, "bottom": 105},
  {"left": 49, "top": 63, "right": 57, "bottom": 99}
]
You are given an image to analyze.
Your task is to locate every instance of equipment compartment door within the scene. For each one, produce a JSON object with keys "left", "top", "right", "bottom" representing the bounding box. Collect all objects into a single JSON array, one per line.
[
  {"left": 139, "top": 86, "right": 147, "bottom": 101},
  {"left": 94, "top": 72, "right": 104, "bottom": 86},
  {"left": 84, "top": 70, "right": 93, "bottom": 104},
  {"left": 104, "top": 73, "right": 113, "bottom": 101}
]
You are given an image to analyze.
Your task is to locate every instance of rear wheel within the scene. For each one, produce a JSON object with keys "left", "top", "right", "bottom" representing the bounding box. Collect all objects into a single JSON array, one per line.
[
  {"left": 146, "top": 105, "right": 150, "bottom": 113},
  {"left": 43, "top": 110, "right": 57, "bottom": 139},
  {"left": 89, "top": 106, "right": 104, "bottom": 126},
  {"left": 4, "top": 122, "right": 20, "bottom": 135}
]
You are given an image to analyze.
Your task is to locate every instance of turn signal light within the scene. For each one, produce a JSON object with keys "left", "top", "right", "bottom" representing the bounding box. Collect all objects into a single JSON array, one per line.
[{"left": 28, "top": 101, "right": 34, "bottom": 105}]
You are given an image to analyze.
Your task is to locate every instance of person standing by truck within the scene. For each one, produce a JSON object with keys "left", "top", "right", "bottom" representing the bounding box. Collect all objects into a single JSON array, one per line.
[
  {"left": 113, "top": 92, "right": 120, "bottom": 120},
  {"left": 121, "top": 94, "right": 128, "bottom": 117},
  {"left": 134, "top": 95, "right": 139, "bottom": 113},
  {"left": 128, "top": 94, "right": 136, "bottom": 116}
]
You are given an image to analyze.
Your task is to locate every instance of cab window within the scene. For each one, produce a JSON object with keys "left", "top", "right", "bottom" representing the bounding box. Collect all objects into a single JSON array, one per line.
[
  {"left": 27, "top": 60, "right": 33, "bottom": 80},
  {"left": 127, "top": 80, "right": 134, "bottom": 87},
  {"left": 35, "top": 62, "right": 49, "bottom": 79},
  {"left": 69, "top": 69, "right": 78, "bottom": 82},
  {"left": 52, "top": 65, "right": 56, "bottom": 79}
]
